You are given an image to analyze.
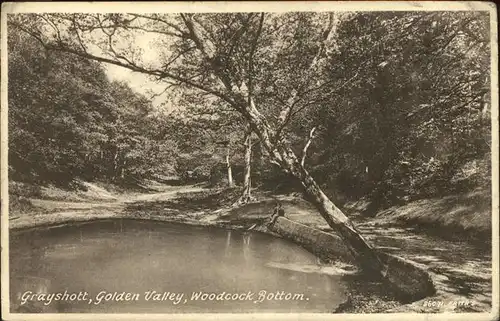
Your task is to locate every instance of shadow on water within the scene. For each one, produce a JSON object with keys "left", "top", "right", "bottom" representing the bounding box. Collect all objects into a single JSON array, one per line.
[{"left": 10, "top": 219, "right": 390, "bottom": 313}]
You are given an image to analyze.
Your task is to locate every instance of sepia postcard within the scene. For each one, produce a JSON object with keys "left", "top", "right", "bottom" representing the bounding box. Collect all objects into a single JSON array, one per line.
[{"left": 1, "top": 1, "right": 498, "bottom": 320}]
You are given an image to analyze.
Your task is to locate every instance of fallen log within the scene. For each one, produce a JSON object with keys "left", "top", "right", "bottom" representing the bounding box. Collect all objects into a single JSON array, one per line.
[{"left": 270, "top": 217, "right": 436, "bottom": 302}]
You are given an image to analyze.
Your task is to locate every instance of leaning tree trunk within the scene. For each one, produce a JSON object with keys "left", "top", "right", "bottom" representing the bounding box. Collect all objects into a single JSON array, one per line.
[
  {"left": 277, "top": 147, "right": 386, "bottom": 276},
  {"left": 14, "top": 11, "right": 387, "bottom": 277},
  {"left": 234, "top": 97, "right": 385, "bottom": 275}
]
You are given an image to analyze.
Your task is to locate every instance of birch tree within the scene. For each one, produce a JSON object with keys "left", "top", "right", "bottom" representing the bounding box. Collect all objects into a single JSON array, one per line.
[{"left": 9, "top": 12, "right": 386, "bottom": 274}]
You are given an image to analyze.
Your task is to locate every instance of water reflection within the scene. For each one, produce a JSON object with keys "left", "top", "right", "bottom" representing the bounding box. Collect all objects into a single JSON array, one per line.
[
  {"left": 225, "top": 230, "right": 232, "bottom": 258},
  {"left": 10, "top": 219, "right": 351, "bottom": 313},
  {"left": 242, "top": 232, "right": 252, "bottom": 264}
]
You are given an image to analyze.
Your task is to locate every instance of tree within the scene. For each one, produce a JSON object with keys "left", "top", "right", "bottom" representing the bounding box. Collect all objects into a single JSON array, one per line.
[
  {"left": 7, "top": 12, "right": 407, "bottom": 275},
  {"left": 8, "top": 24, "right": 178, "bottom": 185},
  {"left": 170, "top": 92, "right": 257, "bottom": 201},
  {"left": 240, "top": 124, "right": 255, "bottom": 203},
  {"left": 300, "top": 12, "right": 490, "bottom": 211},
  {"left": 8, "top": 27, "right": 115, "bottom": 184}
]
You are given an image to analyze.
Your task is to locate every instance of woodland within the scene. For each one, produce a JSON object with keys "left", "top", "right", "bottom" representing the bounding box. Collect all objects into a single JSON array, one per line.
[{"left": 8, "top": 11, "right": 492, "bottom": 276}]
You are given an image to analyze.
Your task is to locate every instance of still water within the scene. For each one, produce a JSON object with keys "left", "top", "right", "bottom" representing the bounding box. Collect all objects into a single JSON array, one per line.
[{"left": 10, "top": 219, "right": 352, "bottom": 313}]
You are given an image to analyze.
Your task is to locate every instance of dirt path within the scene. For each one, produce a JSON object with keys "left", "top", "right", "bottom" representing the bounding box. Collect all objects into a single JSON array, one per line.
[
  {"left": 26, "top": 184, "right": 206, "bottom": 210},
  {"left": 122, "top": 185, "right": 206, "bottom": 203},
  {"left": 9, "top": 184, "right": 206, "bottom": 229}
]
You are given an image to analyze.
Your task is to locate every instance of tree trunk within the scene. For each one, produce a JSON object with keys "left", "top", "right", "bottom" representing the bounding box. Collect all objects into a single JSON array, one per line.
[
  {"left": 120, "top": 158, "right": 127, "bottom": 180},
  {"left": 234, "top": 96, "right": 384, "bottom": 275},
  {"left": 235, "top": 127, "right": 255, "bottom": 205},
  {"left": 15, "top": 13, "right": 387, "bottom": 277},
  {"left": 226, "top": 148, "right": 234, "bottom": 187},
  {"left": 112, "top": 148, "right": 120, "bottom": 180},
  {"left": 278, "top": 148, "right": 386, "bottom": 276},
  {"left": 242, "top": 131, "right": 252, "bottom": 198}
]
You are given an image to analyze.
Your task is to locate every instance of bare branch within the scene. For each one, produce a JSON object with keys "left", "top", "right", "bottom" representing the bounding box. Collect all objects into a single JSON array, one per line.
[
  {"left": 226, "top": 14, "right": 254, "bottom": 58},
  {"left": 301, "top": 127, "right": 317, "bottom": 167},
  {"left": 308, "top": 13, "right": 336, "bottom": 69},
  {"left": 148, "top": 82, "right": 178, "bottom": 100},
  {"left": 191, "top": 15, "right": 216, "bottom": 38},
  {"left": 180, "top": 14, "right": 238, "bottom": 95},
  {"left": 39, "top": 15, "right": 63, "bottom": 44},
  {"left": 128, "top": 13, "right": 187, "bottom": 35},
  {"left": 275, "top": 13, "right": 337, "bottom": 139},
  {"left": 67, "top": 16, "right": 89, "bottom": 52},
  {"left": 61, "top": 13, "right": 187, "bottom": 38},
  {"left": 247, "top": 13, "right": 265, "bottom": 100},
  {"left": 181, "top": 13, "right": 216, "bottom": 59},
  {"left": 161, "top": 46, "right": 196, "bottom": 69},
  {"left": 270, "top": 159, "right": 281, "bottom": 166},
  {"left": 11, "top": 19, "right": 238, "bottom": 109},
  {"left": 276, "top": 70, "right": 360, "bottom": 137},
  {"left": 119, "top": 25, "right": 186, "bottom": 38}
]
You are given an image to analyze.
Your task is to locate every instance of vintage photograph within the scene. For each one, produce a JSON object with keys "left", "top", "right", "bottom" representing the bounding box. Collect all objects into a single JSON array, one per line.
[{"left": 1, "top": 1, "right": 498, "bottom": 319}]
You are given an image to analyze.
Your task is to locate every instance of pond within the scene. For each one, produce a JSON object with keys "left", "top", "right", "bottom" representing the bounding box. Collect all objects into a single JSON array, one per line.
[{"left": 10, "top": 219, "right": 367, "bottom": 313}]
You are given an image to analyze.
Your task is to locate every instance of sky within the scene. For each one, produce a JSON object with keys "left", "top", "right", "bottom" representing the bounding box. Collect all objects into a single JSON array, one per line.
[
  {"left": 87, "top": 23, "right": 176, "bottom": 111},
  {"left": 104, "top": 64, "right": 169, "bottom": 107}
]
